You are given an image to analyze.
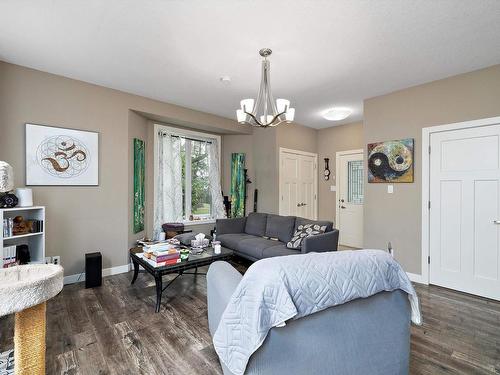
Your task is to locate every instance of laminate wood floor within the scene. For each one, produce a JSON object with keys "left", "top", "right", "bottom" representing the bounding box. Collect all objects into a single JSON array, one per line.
[{"left": 1, "top": 260, "right": 499, "bottom": 374}]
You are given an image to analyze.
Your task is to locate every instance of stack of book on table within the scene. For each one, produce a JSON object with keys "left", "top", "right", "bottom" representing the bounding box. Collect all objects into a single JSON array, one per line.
[{"left": 142, "top": 242, "right": 180, "bottom": 267}]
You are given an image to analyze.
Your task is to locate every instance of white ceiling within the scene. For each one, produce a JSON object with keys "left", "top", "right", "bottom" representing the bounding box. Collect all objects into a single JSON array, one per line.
[{"left": 1, "top": 1, "right": 500, "bottom": 129}]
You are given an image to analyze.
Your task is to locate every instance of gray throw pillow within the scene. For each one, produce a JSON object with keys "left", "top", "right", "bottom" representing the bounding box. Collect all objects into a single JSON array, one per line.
[{"left": 286, "top": 223, "right": 327, "bottom": 249}]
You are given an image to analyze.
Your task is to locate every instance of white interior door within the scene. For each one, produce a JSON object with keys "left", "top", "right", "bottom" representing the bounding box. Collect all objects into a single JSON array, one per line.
[
  {"left": 299, "top": 156, "right": 316, "bottom": 219},
  {"left": 280, "top": 149, "right": 317, "bottom": 220},
  {"left": 337, "top": 151, "right": 364, "bottom": 248},
  {"left": 430, "top": 124, "right": 500, "bottom": 300},
  {"left": 281, "top": 152, "right": 300, "bottom": 217}
]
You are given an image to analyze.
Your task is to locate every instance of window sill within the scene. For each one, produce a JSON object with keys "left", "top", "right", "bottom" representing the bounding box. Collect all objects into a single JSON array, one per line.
[{"left": 182, "top": 219, "right": 216, "bottom": 227}]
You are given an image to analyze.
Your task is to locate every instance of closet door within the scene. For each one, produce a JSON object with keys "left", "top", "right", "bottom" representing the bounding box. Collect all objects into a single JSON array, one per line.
[
  {"left": 280, "top": 149, "right": 317, "bottom": 220},
  {"left": 429, "top": 124, "right": 500, "bottom": 300}
]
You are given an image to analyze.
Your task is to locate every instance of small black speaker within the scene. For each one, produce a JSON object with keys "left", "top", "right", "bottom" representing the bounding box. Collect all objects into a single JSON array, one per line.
[
  {"left": 16, "top": 244, "right": 31, "bottom": 265},
  {"left": 85, "top": 252, "right": 102, "bottom": 288}
]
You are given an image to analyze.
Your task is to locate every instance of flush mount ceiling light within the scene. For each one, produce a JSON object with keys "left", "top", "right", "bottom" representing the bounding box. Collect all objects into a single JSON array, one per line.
[
  {"left": 236, "top": 48, "right": 295, "bottom": 128},
  {"left": 322, "top": 107, "right": 353, "bottom": 121}
]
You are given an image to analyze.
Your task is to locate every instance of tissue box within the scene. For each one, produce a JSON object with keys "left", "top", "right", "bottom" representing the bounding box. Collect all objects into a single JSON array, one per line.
[{"left": 191, "top": 238, "right": 210, "bottom": 248}]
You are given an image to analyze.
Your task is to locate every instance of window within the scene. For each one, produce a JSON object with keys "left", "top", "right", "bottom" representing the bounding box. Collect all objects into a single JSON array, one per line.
[
  {"left": 153, "top": 124, "right": 224, "bottom": 236},
  {"left": 347, "top": 160, "right": 364, "bottom": 204},
  {"left": 181, "top": 138, "right": 212, "bottom": 219}
]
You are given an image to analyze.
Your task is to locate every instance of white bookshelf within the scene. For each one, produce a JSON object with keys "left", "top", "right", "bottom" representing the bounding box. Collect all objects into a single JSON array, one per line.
[{"left": 1, "top": 206, "right": 45, "bottom": 264}]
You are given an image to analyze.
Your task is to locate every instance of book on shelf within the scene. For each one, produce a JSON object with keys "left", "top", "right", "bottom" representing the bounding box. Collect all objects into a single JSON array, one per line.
[
  {"left": 2, "top": 218, "right": 14, "bottom": 237},
  {"left": 2, "top": 218, "right": 43, "bottom": 237},
  {"left": 1, "top": 246, "right": 17, "bottom": 268}
]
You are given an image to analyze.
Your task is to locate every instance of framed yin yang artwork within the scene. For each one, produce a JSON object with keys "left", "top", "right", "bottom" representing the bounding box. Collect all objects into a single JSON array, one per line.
[
  {"left": 367, "top": 138, "right": 414, "bottom": 183},
  {"left": 25, "top": 123, "right": 99, "bottom": 185}
]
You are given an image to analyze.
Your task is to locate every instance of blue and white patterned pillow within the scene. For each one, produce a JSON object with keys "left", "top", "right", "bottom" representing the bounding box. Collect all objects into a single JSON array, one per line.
[{"left": 286, "top": 223, "right": 327, "bottom": 249}]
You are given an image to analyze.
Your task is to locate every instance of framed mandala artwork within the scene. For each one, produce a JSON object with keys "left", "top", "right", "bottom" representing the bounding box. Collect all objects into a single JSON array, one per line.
[{"left": 26, "top": 123, "right": 99, "bottom": 185}]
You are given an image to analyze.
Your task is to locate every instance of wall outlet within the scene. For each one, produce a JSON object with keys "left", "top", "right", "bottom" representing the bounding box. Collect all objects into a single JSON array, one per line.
[
  {"left": 45, "top": 256, "right": 52, "bottom": 264},
  {"left": 52, "top": 255, "right": 60, "bottom": 265},
  {"left": 330, "top": 185, "right": 336, "bottom": 192},
  {"left": 387, "top": 185, "right": 394, "bottom": 194}
]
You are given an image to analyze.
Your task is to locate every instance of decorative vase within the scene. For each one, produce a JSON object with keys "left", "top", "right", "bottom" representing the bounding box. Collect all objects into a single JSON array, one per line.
[
  {"left": 15, "top": 188, "right": 33, "bottom": 207},
  {"left": 0, "top": 161, "right": 14, "bottom": 193}
]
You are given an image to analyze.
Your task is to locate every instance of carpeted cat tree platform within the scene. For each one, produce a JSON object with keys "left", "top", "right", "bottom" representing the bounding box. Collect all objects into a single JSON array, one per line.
[{"left": 0, "top": 264, "right": 63, "bottom": 375}]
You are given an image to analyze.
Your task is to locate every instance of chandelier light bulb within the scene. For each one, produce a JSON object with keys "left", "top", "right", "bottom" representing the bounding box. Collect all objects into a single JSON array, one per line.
[
  {"left": 240, "top": 99, "right": 254, "bottom": 113},
  {"left": 236, "top": 109, "right": 246, "bottom": 123},
  {"left": 285, "top": 108, "right": 295, "bottom": 123},
  {"left": 276, "top": 99, "right": 290, "bottom": 113}
]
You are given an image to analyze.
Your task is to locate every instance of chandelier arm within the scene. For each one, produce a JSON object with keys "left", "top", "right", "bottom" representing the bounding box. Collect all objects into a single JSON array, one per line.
[
  {"left": 243, "top": 111, "right": 264, "bottom": 126},
  {"left": 244, "top": 109, "right": 286, "bottom": 127},
  {"left": 266, "top": 110, "right": 287, "bottom": 126},
  {"left": 269, "top": 118, "right": 291, "bottom": 127}
]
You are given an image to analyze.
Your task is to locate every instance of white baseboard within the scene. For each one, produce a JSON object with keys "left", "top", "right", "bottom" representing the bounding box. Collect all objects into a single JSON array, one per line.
[
  {"left": 406, "top": 272, "right": 428, "bottom": 285},
  {"left": 63, "top": 263, "right": 132, "bottom": 285}
]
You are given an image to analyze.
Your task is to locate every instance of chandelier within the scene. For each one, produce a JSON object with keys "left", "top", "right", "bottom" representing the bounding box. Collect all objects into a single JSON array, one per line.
[{"left": 236, "top": 48, "right": 295, "bottom": 127}]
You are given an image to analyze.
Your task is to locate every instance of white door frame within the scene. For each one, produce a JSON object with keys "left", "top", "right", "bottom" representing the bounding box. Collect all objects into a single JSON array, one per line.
[
  {"left": 421, "top": 116, "right": 500, "bottom": 285},
  {"left": 335, "top": 149, "right": 364, "bottom": 232},
  {"left": 279, "top": 147, "right": 318, "bottom": 219}
]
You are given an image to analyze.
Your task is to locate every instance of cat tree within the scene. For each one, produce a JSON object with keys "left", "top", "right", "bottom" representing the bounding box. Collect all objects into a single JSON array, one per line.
[{"left": 0, "top": 264, "right": 63, "bottom": 374}]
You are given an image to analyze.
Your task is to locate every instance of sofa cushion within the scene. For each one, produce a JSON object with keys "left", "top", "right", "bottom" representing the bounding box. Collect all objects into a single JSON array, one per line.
[
  {"left": 218, "top": 233, "right": 255, "bottom": 250},
  {"left": 244, "top": 213, "right": 268, "bottom": 236},
  {"left": 236, "top": 237, "right": 281, "bottom": 259},
  {"left": 295, "top": 217, "right": 333, "bottom": 233},
  {"left": 265, "top": 214, "right": 296, "bottom": 243},
  {"left": 287, "top": 223, "right": 328, "bottom": 249},
  {"left": 262, "top": 244, "right": 300, "bottom": 258}
]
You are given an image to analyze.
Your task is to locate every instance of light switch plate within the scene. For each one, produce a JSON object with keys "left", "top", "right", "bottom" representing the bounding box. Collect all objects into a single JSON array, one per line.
[
  {"left": 387, "top": 185, "right": 394, "bottom": 194},
  {"left": 330, "top": 185, "right": 336, "bottom": 192}
]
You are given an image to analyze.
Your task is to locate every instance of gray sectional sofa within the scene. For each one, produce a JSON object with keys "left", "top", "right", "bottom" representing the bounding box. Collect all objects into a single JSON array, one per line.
[{"left": 216, "top": 212, "right": 339, "bottom": 260}]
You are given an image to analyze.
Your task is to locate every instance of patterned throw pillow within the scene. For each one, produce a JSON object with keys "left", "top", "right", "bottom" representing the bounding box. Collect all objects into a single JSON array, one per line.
[{"left": 286, "top": 224, "right": 327, "bottom": 249}]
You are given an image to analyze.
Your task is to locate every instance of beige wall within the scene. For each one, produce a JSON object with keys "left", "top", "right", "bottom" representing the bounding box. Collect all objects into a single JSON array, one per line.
[
  {"left": 276, "top": 122, "right": 317, "bottom": 154},
  {"left": 0, "top": 61, "right": 246, "bottom": 276},
  {"left": 364, "top": 64, "right": 500, "bottom": 274},
  {"left": 317, "top": 122, "right": 364, "bottom": 222}
]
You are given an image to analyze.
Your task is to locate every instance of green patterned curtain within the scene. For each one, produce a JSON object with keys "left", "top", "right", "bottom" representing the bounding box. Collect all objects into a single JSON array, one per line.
[
  {"left": 133, "top": 138, "right": 145, "bottom": 233},
  {"left": 230, "top": 153, "right": 245, "bottom": 218}
]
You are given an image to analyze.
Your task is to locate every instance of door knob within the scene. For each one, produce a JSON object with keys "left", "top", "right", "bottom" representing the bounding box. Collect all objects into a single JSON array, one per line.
[
  {"left": 493, "top": 220, "right": 500, "bottom": 224},
  {"left": 340, "top": 205, "right": 346, "bottom": 209}
]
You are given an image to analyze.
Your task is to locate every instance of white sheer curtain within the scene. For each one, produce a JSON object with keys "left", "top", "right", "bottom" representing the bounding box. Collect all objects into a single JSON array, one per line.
[
  {"left": 207, "top": 139, "right": 226, "bottom": 219},
  {"left": 153, "top": 132, "right": 183, "bottom": 240}
]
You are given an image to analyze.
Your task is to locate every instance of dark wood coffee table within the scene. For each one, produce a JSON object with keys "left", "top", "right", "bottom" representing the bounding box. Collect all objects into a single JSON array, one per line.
[{"left": 129, "top": 246, "right": 233, "bottom": 312}]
